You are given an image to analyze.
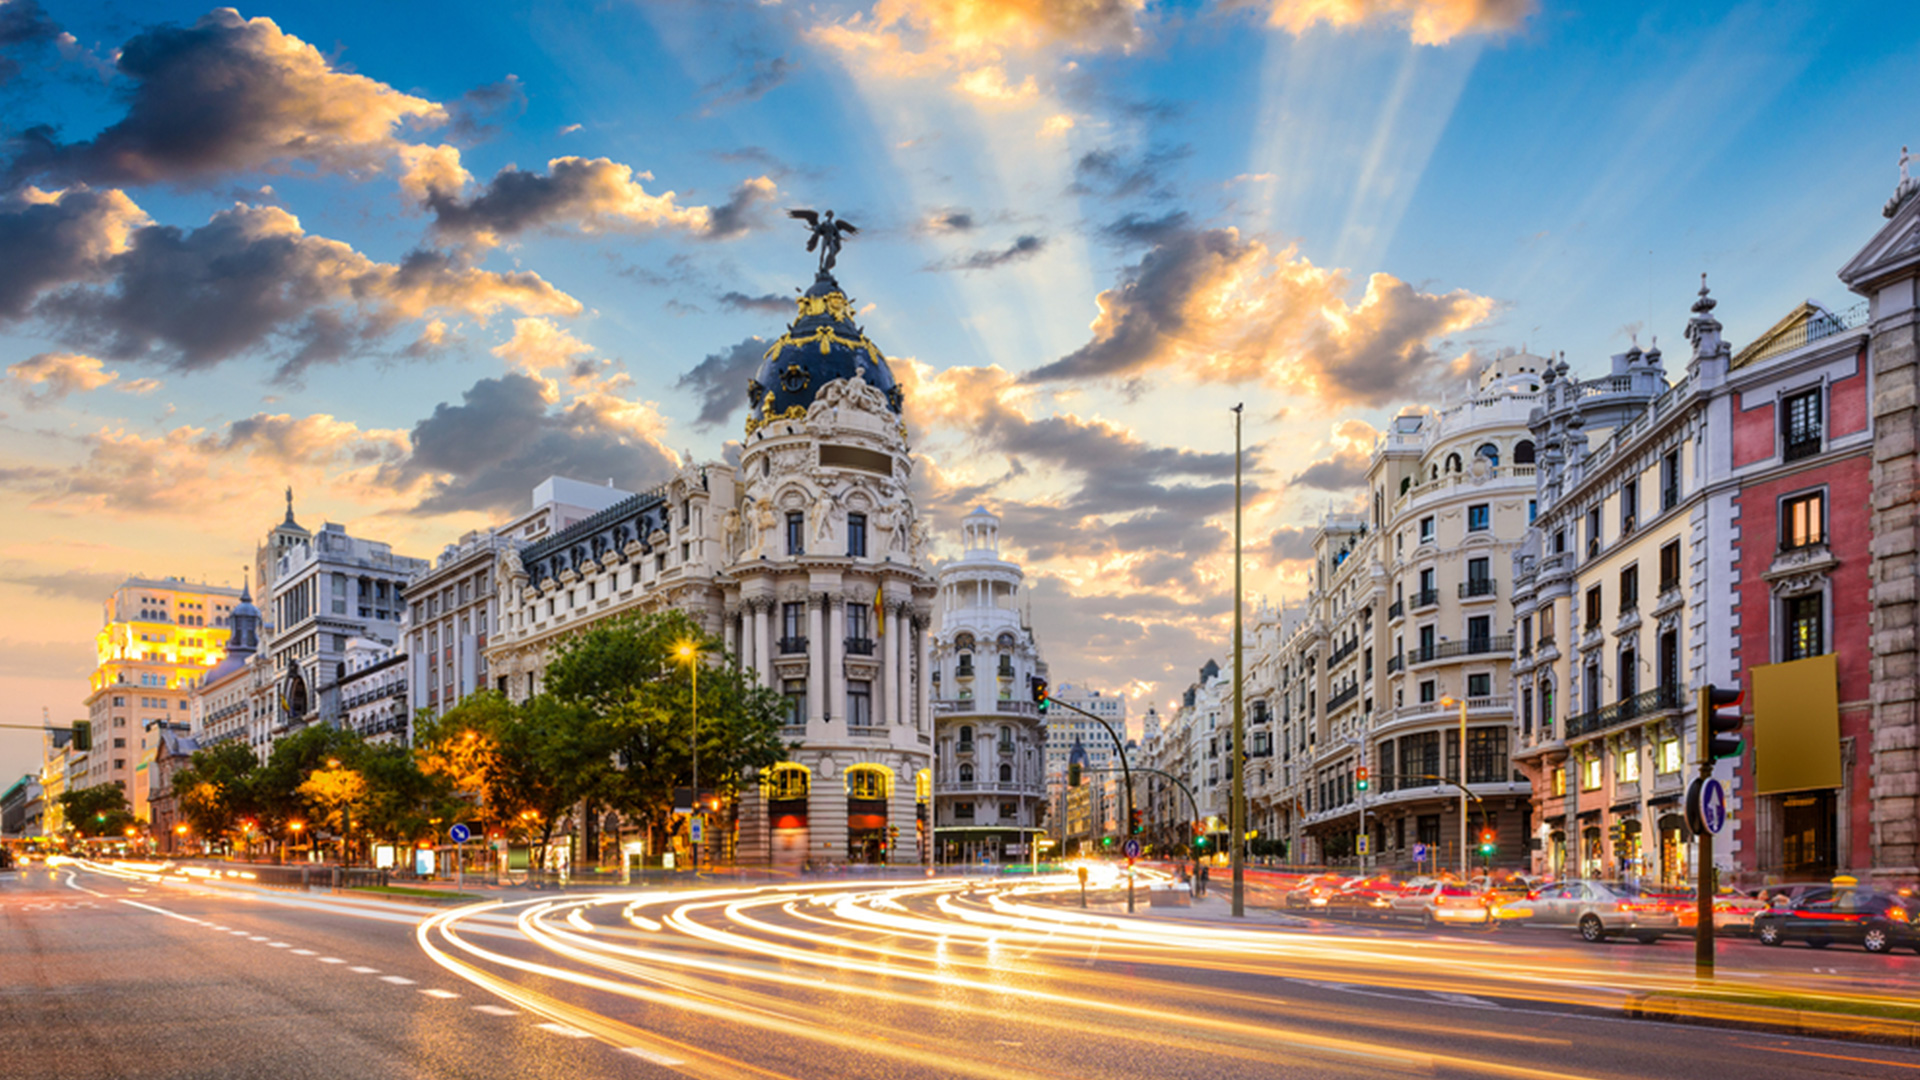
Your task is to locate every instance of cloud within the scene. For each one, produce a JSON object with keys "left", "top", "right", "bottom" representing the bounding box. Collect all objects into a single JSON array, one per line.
[
  {"left": 920, "top": 209, "right": 976, "bottom": 233},
  {"left": 0, "top": 0, "right": 60, "bottom": 84},
  {"left": 1289, "top": 418, "right": 1378, "bottom": 490},
  {"left": 0, "top": 638, "right": 94, "bottom": 680},
  {"left": 1267, "top": 525, "right": 1317, "bottom": 562},
  {"left": 491, "top": 317, "right": 593, "bottom": 380},
  {"left": 0, "top": 562, "right": 126, "bottom": 601},
  {"left": 928, "top": 234, "right": 1045, "bottom": 272},
  {"left": 384, "top": 373, "right": 679, "bottom": 515},
  {"left": 447, "top": 75, "right": 526, "bottom": 140},
  {"left": 6, "top": 9, "right": 448, "bottom": 187},
  {"left": 1069, "top": 145, "right": 1190, "bottom": 200},
  {"left": 416, "top": 153, "right": 770, "bottom": 248},
  {"left": 718, "top": 291, "right": 792, "bottom": 314},
  {"left": 811, "top": 0, "right": 1145, "bottom": 76},
  {"left": 0, "top": 186, "right": 149, "bottom": 320},
  {"left": 1251, "top": 0, "right": 1535, "bottom": 45},
  {"left": 8, "top": 351, "right": 117, "bottom": 405},
  {"left": 1022, "top": 226, "right": 1494, "bottom": 407},
  {"left": 676, "top": 335, "right": 768, "bottom": 429},
  {"left": 702, "top": 47, "right": 796, "bottom": 111},
  {"left": 1100, "top": 209, "right": 1190, "bottom": 246},
  {"left": 201, "top": 412, "right": 408, "bottom": 470},
  {"left": 12, "top": 197, "right": 578, "bottom": 376}
]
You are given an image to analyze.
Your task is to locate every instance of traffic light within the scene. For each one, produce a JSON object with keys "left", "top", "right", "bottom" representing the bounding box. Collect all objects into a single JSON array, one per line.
[
  {"left": 1029, "top": 675, "right": 1050, "bottom": 713},
  {"left": 1068, "top": 761, "right": 1082, "bottom": 787},
  {"left": 1195, "top": 835, "right": 1208, "bottom": 850},
  {"left": 1355, "top": 765, "right": 1369, "bottom": 792},
  {"left": 1129, "top": 809, "right": 1143, "bottom": 835},
  {"left": 1102, "top": 835, "right": 1113, "bottom": 846},
  {"left": 70, "top": 720, "right": 91, "bottom": 752},
  {"left": 1478, "top": 828, "right": 1495, "bottom": 855},
  {"left": 1698, "top": 684, "right": 1744, "bottom": 762},
  {"left": 888, "top": 824, "right": 899, "bottom": 849}
]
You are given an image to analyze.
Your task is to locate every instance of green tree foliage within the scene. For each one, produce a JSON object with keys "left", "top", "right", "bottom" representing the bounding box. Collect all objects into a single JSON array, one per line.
[
  {"left": 255, "top": 724, "right": 364, "bottom": 838},
  {"left": 357, "top": 743, "right": 457, "bottom": 847},
  {"left": 59, "top": 784, "right": 135, "bottom": 839},
  {"left": 172, "top": 741, "right": 262, "bottom": 839}
]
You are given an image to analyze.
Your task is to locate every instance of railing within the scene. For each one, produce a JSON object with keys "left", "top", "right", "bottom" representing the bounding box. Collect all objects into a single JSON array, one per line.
[
  {"left": 1459, "top": 578, "right": 1495, "bottom": 599},
  {"left": 1658, "top": 578, "right": 1680, "bottom": 595},
  {"left": 1386, "top": 654, "right": 1405, "bottom": 674},
  {"left": 847, "top": 723, "right": 884, "bottom": 737},
  {"left": 1564, "top": 685, "right": 1681, "bottom": 739},
  {"left": 1783, "top": 436, "right": 1823, "bottom": 463},
  {"left": 845, "top": 637, "right": 875, "bottom": 655},
  {"left": 996, "top": 700, "right": 1039, "bottom": 716},
  {"left": 1405, "top": 635, "right": 1512, "bottom": 666},
  {"left": 1388, "top": 599, "right": 1404, "bottom": 620},
  {"left": 1661, "top": 485, "right": 1680, "bottom": 511},
  {"left": 1619, "top": 599, "right": 1639, "bottom": 616},
  {"left": 956, "top": 663, "right": 974, "bottom": 678},
  {"left": 1412, "top": 588, "right": 1440, "bottom": 610},
  {"left": 1738, "top": 300, "right": 1868, "bottom": 368},
  {"left": 1326, "top": 683, "right": 1361, "bottom": 711},
  {"left": 777, "top": 636, "right": 809, "bottom": 654},
  {"left": 1330, "top": 638, "right": 1359, "bottom": 665},
  {"left": 1779, "top": 535, "right": 1828, "bottom": 555},
  {"left": 955, "top": 741, "right": 975, "bottom": 755},
  {"left": 997, "top": 739, "right": 1016, "bottom": 755}
]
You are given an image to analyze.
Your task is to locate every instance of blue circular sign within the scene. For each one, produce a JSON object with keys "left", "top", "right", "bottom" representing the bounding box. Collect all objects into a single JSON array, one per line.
[
  {"left": 1122, "top": 838, "right": 1142, "bottom": 859},
  {"left": 449, "top": 823, "right": 471, "bottom": 844},
  {"left": 1700, "top": 778, "right": 1727, "bottom": 835}
]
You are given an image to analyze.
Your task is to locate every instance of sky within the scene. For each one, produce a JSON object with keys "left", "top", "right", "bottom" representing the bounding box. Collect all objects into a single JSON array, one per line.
[{"left": 1, "top": 0, "right": 1915, "bottom": 785}]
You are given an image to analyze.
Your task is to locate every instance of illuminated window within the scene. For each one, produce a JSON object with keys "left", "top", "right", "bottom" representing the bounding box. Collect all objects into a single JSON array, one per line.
[
  {"left": 1581, "top": 757, "right": 1602, "bottom": 791},
  {"left": 761, "top": 764, "right": 810, "bottom": 801},
  {"left": 1617, "top": 744, "right": 1640, "bottom": 783},
  {"left": 1657, "top": 739, "right": 1681, "bottom": 774},
  {"left": 844, "top": 765, "right": 893, "bottom": 800}
]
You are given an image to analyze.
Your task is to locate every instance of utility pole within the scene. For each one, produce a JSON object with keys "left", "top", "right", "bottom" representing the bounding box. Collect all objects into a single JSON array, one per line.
[{"left": 1231, "top": 403, "right": 1246, "bottom": 918}]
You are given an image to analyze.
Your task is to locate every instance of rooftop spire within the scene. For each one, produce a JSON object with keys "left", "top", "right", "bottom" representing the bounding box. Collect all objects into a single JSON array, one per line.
[{"left": 284, "top": 485, "right": 297, "bottom": 526}]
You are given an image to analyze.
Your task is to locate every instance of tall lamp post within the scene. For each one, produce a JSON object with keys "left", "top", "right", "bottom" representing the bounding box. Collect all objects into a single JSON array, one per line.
[
  {"left": 1230, "top": 402, "right": 1246, "bottom": 918},
  {"left": 674, "top": 640, "right": 701, "bottom": 873},
  {"left": 1438, "top": 696, "right": 1469, "bottom": 879}
]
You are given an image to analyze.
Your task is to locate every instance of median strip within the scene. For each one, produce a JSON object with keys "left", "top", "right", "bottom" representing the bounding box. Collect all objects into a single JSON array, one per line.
[{"left": 1628, "top": 991, "right": 1920, "bottom": 1047}]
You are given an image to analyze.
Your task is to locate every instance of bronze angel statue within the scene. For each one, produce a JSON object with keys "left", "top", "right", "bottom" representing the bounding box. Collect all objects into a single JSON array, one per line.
[{"left": 788, "top": 208, "right": 859, "bottom": 274}]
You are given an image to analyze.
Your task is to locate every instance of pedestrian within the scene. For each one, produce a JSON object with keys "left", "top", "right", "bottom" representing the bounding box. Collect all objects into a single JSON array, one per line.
[{"left": 1198, "top": 862, "right": 1210, "bottom": 898}]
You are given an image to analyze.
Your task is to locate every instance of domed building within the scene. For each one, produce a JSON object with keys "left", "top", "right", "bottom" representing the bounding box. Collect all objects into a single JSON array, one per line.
[{"left": 487, "top": 266, "right": 938, "bottom": 869}]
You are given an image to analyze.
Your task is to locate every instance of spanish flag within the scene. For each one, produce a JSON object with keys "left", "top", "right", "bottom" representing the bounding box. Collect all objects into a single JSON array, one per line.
[{"left": 872, "top": 584, "right": 885, "bottom": 638}]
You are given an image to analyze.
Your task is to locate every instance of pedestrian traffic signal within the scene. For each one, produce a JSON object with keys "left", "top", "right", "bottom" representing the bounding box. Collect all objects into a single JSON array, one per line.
[
  {"left": 1029, "top": 675, "right": 1050, "bottom": 713},
  {"left": 1478, "top": 828, "right": 1495, "bottom": 855},
  {"left": 1697, "top": 684, "right": 1745, "bottom": 762},
  {"left": 1129, "top": 809, "right": 1143, "bottom": 835},
  {"left": 1355, "top": 765, "right": 1369, "bottom": 792}
]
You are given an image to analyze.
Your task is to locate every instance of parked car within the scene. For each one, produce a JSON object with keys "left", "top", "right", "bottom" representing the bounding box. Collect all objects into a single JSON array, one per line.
[
  {"left": 1493, "top": 880, "right": 1677, "bottom": 943},
  {"left": 1283, "top": 875, "right": 1352, "bottom": 912},
  {"left": 1753, "top": 888, "right": 1918, "bottom": 954},
  {"left": 1393, "top": 882, "right": 1491, "bottom": 927},
  {"left": 1646, "top": 888, "right": 1768, "bottom": 935},
  {"left": 1325, "top": 878, "right": 1400, "bottom": 921}
]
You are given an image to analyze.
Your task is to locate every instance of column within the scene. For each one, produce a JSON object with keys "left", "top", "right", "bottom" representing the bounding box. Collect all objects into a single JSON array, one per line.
[
  {"left": 753, "top": 600, "right": 772, "bottom": 691},
  {"left": 917, "top": 614, "right": 932, "bottom": 736},
  {"left": 808, "top": 595, "right": 825, "bottom": 724},
  {"left": 738, "top": 608, "right": 754, "bottom": 678},
  {"left": 723, "top": 610, "right": 737, "bottom": 665},
  {"left": 895, "top": 606, "right": 911, "bottom": 727},
  {"left": 829, "top": 596, "right": 847, "bottom": 726},
  {"left": 882, "top": 594, "right": 900, "bottom": 728}
]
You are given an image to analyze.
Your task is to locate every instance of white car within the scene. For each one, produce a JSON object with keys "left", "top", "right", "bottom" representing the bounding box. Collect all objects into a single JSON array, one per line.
[{"left": 1391, "top": 882, "right": 1491, "bottom": 927}]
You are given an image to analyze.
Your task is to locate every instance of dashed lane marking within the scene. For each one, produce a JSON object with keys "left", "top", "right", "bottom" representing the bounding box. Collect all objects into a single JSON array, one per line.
[
  {"left": 291, "top": 949, "right": 316, "bottom": 956},
  {"left": 419, "top": 989, "right": 460, "bottom": 999},
  {"left": 348, "top": 966, "right": 379, "bottom": 974},
  {"left": 621, "top": 1047, "right": 688, "bottom": 1066},
  {"left": 536, "top": 1023, "right": 593, "bottom": 1038},
  {"left": 248, "top": 936, "right": 270, "bottom": 942},
  {"left": 317, "top": 957, "right": 346, "bottom": 964},
  {"left": 267, "top": 942, "right": 292, "bottom": 948},
  {"left": 379, "top": 976, "right": 417, "bottom": 985},
  {"left": 471, "top": 1005, "right": 518, "bottom": 1017}
]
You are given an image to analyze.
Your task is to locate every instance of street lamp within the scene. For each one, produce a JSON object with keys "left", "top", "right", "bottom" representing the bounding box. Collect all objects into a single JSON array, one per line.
[
  {"left": 673, "top": 639, "right": 701, "bottom": 873},
  {"left": 1439, "top": 695, "right": 1470, "bottom": 879},
  {"left": 289, "top": 820, "right": 304, "bottom": 862}
]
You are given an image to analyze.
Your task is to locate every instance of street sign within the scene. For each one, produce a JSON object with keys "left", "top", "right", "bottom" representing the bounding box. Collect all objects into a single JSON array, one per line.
[
  {"left": 1123, "top": 838, "right": 1142, "bottom": 858},
  {"left": 1412, "top": 842, "right": 1428, "bottom": 862},
  {"left": 690, "top": 815, "right": 704, "bottom": 845},
  {"left": 1357, "top": 836, "right": 1370, "bottom": 856},
  {"left": 449, "top": 823, "right": 471, "bottom": 844},
  {"left": 1686, "top": 776, "right": 1729, "bottom": 835}
]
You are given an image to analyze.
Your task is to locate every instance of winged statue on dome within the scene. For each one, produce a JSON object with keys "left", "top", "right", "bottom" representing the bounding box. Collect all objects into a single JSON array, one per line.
[{"left": 787, "top": 208, "right": 859, "bottom": 274}]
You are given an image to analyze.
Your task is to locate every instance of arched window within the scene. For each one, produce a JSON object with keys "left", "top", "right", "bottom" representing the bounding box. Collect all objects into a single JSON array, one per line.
[
  {"left": 844, "top": 764, "right": 894, "bottom": 799},
  {"left": 1400, "top": 476, "right": 1411, "bottom": 495},
  {"left": 959, "top": 763, "right": 975, "bottom": 783},
  {"left": 1430, "top": 465, "right": 1439, "bottom": 481},
  {"left": 915, "top": 768, "right": 931, "bottom": 802},
  {"left": 760, "top": 763, "right": 811, "bottom": 801},
  {"left": 998, "top": 763, "right": 1013, "bottom": 783},
  {"left": 1446, "top": 452, "right": 1462, "bottom": 474},
  {"left": 1476, "top": 443, "right": 1500, "bottom": 467},
  {"left": 958, "top": 725, "right": 973, "bottom": 743},
  {"left": 1514, "top": 439, "right": 1536, "bottom": 465}
]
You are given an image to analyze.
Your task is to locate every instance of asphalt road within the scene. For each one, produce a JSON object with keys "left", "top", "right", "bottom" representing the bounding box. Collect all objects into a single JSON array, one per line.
[{"left": 7, "top": 860, "right": 1920, "bottom": 1080}]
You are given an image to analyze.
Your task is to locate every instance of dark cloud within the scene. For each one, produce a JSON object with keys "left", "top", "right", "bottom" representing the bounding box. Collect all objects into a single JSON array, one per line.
[
  {"left": 1290, "top": 455, "right": 1366, "bottom": 490},
  {"left": 703, "top": 47, "right": 795, "bottom": 111},
  {"left": 1068, "top": 145, "right": 1190, "bottom": 200},
  {"left": 5, "top": 9, "right": 446, "bottom": 188},
  {"left": 0, "top": 562, "right": 125, "bottom": 601},
  {"left": 676, "top": 335, "right": 766, "bottom": 429},
  {"left": 447, "top": 76, "right": 526, "bottom": 140},
  {"left": 0, "top": 0, "right": 59, "bottom": 84},
  {"left": 0, "top": 187, "right": 143, "bottom": 320},
  {"left": 421, "top": 156, "right": 767, "bottom": 247},
  {"left": 387, "top": 373, "right": 678, "bottom": 516},
  {"left": 921, "top": 209, "right": 976, "bottom": 233},
  {"left": 718, "top": 291, "right": 791, "bottom": 314},
  {"left": 1100, "top": 209, "right": 1190, "bottom": 246},
  {"left": 705, "top": 176, "right": 779, "bottom": 240},
  {"left": 1268, "top": 526, "right": 1317, "bottom": 562},
  {"left": 928, "top": 234, "right": 1045, "bottom": 272}
]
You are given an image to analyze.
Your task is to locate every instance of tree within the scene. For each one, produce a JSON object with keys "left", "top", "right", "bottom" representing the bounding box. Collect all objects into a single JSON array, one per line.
[
  {"left": 296, "top": 761, "right": 369, "bottom": 854},
  {"left": 59, "top": 784, "right": 135, "bottom": 839},
  {"left": 417, "top": 691, "right": 606, "bottom": 868},
  {"left": 358, "top": 743, "right": 457, "bottom": 849},
  {"left": 255, "top": 724, "right": 364, "bottom": 844},
  {"left": 172, "top": 742, "right": 261, "bottom": 842}
]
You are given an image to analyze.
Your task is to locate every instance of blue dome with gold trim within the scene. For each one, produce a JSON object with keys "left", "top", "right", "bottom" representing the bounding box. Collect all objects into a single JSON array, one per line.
[{"left": 746, "top": 272, "right": 901, "bottom": 435}]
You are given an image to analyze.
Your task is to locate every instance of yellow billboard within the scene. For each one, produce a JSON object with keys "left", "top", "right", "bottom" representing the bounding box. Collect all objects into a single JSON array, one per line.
[{"left": 1751, "top": 653, "right": 1841, "bottom": 796}]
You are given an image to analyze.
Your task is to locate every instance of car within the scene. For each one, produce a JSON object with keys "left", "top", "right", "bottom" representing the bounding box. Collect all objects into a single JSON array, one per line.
[
  {"left": 1643, "top": 887, "right": 1767, "bottom": 935},
  {"left": 1753, "top": 888, "right": 1919, "bottom": 954},
  {"left": 1493, "top": 880, "right": 1677, "bottom": 943},
  {"left": 1324, "top": 878, "right": 1400, "bottom": 921},
  {"left": 1283, "top": 874, "right": 1353, "bottom": 912},
  {"left": 1393, "top": 881, "right": 1492, "bottom": 927}
]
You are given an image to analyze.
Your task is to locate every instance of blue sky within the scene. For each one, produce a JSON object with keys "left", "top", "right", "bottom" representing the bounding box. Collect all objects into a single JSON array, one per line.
[{"left": 2, "top": 0, "right": 1915, "bottom": 783}]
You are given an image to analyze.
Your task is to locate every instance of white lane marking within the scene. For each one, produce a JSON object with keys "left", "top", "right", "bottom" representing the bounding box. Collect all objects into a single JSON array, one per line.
[
  {"left": 291, "top": 949, "right": 316, "bottom": 956},
  {"left": 116, "top": 899, "right": 203, "bottom": 924},
  {"left": 248, "top": 936, "right": 271, "bottom": 942},
  {"left": 419, "top": 989, "right": 460, "bottom": 999},
  {"left": 348, "top": 966, "right": 379, "bottom": 974},
  {"left": 62, "top": 874, "right": 107, "bottom": 898},
  {"left": 621, "top": 1047, "right": 687, "bottom": 1066},
  {"left": 267, "top": 942, "right": 292, "bottom": 948},
  {"left": 209, "top": 926, "right": 228, "bottom": 931},
  {"left": 536, "top": 1023, "right": 593, "bottom": 1038},
  {"left": 317, "top": 957, "right": 346, "bottom": 964},
  {"left": 228, "top": 931, "right": 248, "bottom": 936},
  {"left": 1428, "top": 991, "right": 1501, "bottom": 1009},
  {"left": 471, "top": 1005, "right": 518, "bottom": 1017},
  {"left": 379, "top": 975, "right": 417, "bottom": 985}
]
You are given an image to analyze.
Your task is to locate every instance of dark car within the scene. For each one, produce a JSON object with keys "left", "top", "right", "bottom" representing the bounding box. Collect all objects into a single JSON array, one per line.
[{"left": 1753, "top": 888, "right": 1918, "bottom": 954}]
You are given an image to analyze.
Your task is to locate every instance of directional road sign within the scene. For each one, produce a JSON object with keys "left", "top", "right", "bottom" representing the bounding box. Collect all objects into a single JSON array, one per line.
[
  {"left": 1412, "top": 842, "right": 1428, "bottom": 862},
  {"left": 1123, "top": 838, "right": 1141, "bottom": 859},
  {"left": 1686, "top": 776, "right": 1729, "bottom": 836},
  {"left": 449, "top": 822, "right": 471, "bottom": 844},
  {"left": 1357, "top": 836, "right": 1370, "bottom": 856}
]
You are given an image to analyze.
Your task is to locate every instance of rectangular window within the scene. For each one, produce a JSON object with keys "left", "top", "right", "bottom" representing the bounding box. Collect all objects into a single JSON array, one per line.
[
  {"left": 1658, "top": 739, "right": 1682, "bottom": 773},
  {"left": 782, "top": 679, "right": 806, "bottom": 726},
  {"left": 1587, "top": 506, "right": 1602, "bottom": 556},
  {"left": 1466, "top": 727, "right": 1507, "bottom": 783},
  {"left": 1528, "top": 499, "right": 1538, "bottom": 524},
  {"left": 1781, "top": 490, "right": 1825, "bottom": 551},
  {"left": 1467, "top": 672, "right": 1491, "bottom": 697},
  {"left": 1418, "top": 679, "right": 1436, "bottom": 704},
  {"left": 1552, "top": 766, "right": 1567, "bottom": 796},
  {"left": 1467, "top": 556, "right": 1490, "bottom": 588},
  {"left": 1621, "top": 478, "right": 1639, "bottom": 532},
  {"left": 1582, "top": 756, "right": 1602, "bottom": 791},
  {"left": 1619, "top": 566, "right": 1639, "bottom": 612},
  {"left": 1585, "top": 587, "right": 1602, "bottom": 630},
  {"left": 1782, "top": 387, "right": 1822, "bottom": 461},
  {"left": 1618, "top": 744, "right": 1641, "bottom": 783},
  {"left": 1659, "top": 540, "right": 1682, "bottom": 593},
  {"left": 847, "top": 601, "right": 869, "bottom": 642},
  {"left": 847, "top": 512, "right": 868, "bottom": 557},
  {"left": 1553, "top": 529, "right": 1567, "bottom": 555},
  {"left": 1785, "top": 594, "right": 1824, "bottom": 659},
  {"left": 1661, "top": 450, "right": 1681, "bottom": 510},
  {"left": 1467, "top": 615, "right": 1491, "bottom": 651},
  {"left": 847, "top": 680, "right": 873, "bottom": 727},
  {"left": 1419, "top": 516, "right": 1434, "bottom": 543},
  {"left": 786, "top": 511, "right": 805, "bottom": 555},
  {"left": 782, "top": 602, "right": 805, "bottom": 645},
  {"left": 1467, "top": 504, "right": 1490, "bottom": 532}
]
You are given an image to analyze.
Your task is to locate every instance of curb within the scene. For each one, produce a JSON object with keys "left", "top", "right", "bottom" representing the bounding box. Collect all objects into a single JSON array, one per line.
[{"left": 1626, "top": 992, "right": 1920, "bottom": 1047}]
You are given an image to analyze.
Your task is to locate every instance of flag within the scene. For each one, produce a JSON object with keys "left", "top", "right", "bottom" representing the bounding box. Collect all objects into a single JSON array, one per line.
[{"left": 872, "top": 584, "right": 885, "bottom": 638}]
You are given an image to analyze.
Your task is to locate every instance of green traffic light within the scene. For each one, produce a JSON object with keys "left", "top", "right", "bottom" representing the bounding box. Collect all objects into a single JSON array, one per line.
[{"left": 1103, "top": 836, "right": 1113, "bottom": 846}]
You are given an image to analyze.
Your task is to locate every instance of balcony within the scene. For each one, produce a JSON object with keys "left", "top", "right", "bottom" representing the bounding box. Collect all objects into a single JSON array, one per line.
[
  {"left": 845, "top": 637, "right": 876, "bottom": 656},
  {"left": 1563, "top": 685, "right": 1682, "bottom": 740},
  {"left": 1535, "top": 633, "right": 1557, "bottom": 655},
  {"left": 1388, "top": 599, "right": 1405, "bottom": 621},
  {"left": 1459, "top": 578, "right": 1496, "bottom": 600},
  {"left": 1412, "top": 588, "right": 1440, "bottom": 610},
  {"left": 1783, "top": 436, "right": 1822, "bottom": 463},
  {"left": 956, "top": 740, "right": 975, "bottom": 755},
  {"left": 1326, "top": 682, "right": 1361, "bottom": 712},
  {"left": 1329, "top": 638, "right": 1360, "bottom": 666},
  {"left": 1405, "top": 635, "right": 1512, "bottom": 667},
  {"left": 1386, "top": 653, "right": 1404, "bottom": 674},
  {"left": 777, "top": 635, "right": 809, "bottom": 655},
  {"left": 955, "top": 663, "right": 974, "bottom": 679},
  {"left": 1661, "top": 485, "right": 1680, "bottom": 511}
]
